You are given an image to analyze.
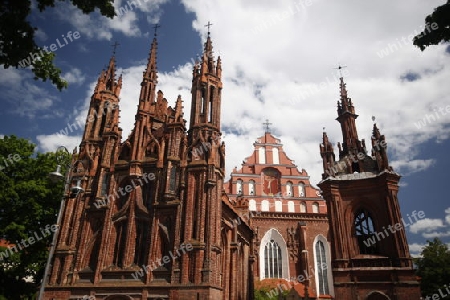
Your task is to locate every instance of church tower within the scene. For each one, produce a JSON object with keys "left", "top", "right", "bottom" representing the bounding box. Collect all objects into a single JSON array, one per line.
[
  {"left": 318, "top": 77, "right": 421, "bottom": 299},
  {"left": 42, "top": 31, "right": 253, "bottom": 300},
  {"left": 181, "top": 31, "right": 227, "bottom": 298},
  {"left": 46, "top": 53, "right": 123, "bottom": 288}
]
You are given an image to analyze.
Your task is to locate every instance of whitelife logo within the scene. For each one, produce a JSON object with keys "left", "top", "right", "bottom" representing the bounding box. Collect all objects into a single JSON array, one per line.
[
  {"left": 0, "top": 224, "right": 58, "bottom": 261},
  {"left": 18, "top": 31, "right": 81, "bottom": 68}
]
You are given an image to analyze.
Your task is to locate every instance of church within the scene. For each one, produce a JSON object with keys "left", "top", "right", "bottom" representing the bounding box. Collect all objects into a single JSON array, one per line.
[{"left": 41, "top": 32, "right": 421, "bottom": 299}]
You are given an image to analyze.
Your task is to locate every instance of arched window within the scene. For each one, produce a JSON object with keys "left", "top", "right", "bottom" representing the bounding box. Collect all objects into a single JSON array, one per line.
[
  {"left": 275, "top": 200, "right": 282, "bottom": 212},
  {"left": 169, "top": 165, "right": 177, "bottom": 192},
  {"left": 259, "top": 229, "right": 289, "bottom": 279},
  {"left": 264, "top": 240, "right": 282, "bottom": 278},
  {"left": 298, "top": 182, "right": 305, "bottom": 197},
  {"left": 249, "top": 199, "right": 257, "bottom": 211},
  {"left": 261, "top": 200, "right": 269, "bottom": 212},
  {"left": 272, "top": 147, "right": 279, "bottom": 164},
  {"left": 286, "top": 181, "right": 293, "bottom": 197},
  {"left": 315, "top": 239, "right": 330, "bottom": 296},
  {"left": 288, "top": 201, "right": 294, "bottom": 212},
  {"left": 249, "top": 180, "right": 255, "bottom": 195},
  {"left": 259, "top": 147, "right": 266, "bottom": 164},
  {"left": 312, "top": 202, "right": 319, "bottom": 213},
  {"left": 236, "top": 179, "right": 243, "bottom": 195},
  {"left": 300, "top": 202, "right": 307, "bottom": 213},
  {"left": 354, "top": 209, "right": 378, "bottom": 254}
]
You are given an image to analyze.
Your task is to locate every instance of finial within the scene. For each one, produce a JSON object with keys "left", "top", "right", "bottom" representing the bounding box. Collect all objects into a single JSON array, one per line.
[
  {"left": 334, "top": 65, "right": 347, "bottom": 77},
  {"left": 262, "top": 119, "right": 272, "bottom": 133},
  {"left": 323, "top": 126, "right": 326, "bottom": 132},
  {"left": 372, "top": 115, "right": 376, "bottom": 123},
  {"left": 111, "top": 41, "right": 120, "bottom": 56},
  {"left": 205, "top": 21, "right": 213, "bottom": 36},
  {"left": 153, "top": 23, "right": 161, "bottom": 37}
]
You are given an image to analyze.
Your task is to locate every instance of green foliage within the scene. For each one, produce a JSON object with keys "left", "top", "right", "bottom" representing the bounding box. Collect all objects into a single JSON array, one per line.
[
  {"left": 254, "top": 286, "right": 289, "bottom": 300},
  {"left": 414, "top": 238, "right": 450, "bottom": 299},
  {"left": 0, "top": 0, "right": 115, "bottom": 91},
  {"left": 0, "top": 135, "right": 67, "bottom": 299},
  {"left": 413, "top": 0, "right": 450, "bottom": 51}
]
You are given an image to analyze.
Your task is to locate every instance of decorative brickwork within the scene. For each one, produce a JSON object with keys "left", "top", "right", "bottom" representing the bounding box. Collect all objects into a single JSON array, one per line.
[
  {"left": 41, "top": 36, "right": 421, "bottom": 300},
  {"left": 318, "top": 78, "right": 421, "bottom": 300},
  {"left": 224, "top": 131, "right": 332, "bottom": 298},
  {"left": 42, "top": 35, "right": 253, "bottom": 300}
]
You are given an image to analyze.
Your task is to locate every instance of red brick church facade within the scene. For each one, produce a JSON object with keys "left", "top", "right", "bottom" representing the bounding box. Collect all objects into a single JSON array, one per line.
[{"left": 41, "top": 34, "right": 421, "bottom": 300}]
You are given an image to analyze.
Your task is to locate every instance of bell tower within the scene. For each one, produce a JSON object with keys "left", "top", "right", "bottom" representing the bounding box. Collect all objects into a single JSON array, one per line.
[
  {"left": 318, "top": 77, "right": 421, "bottom": 300},
  {"left": 180, "top": 31, "right": 226, "bottom": 299}
]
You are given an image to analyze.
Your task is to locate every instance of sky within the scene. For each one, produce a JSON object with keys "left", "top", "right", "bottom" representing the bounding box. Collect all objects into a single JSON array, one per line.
[{"left": 0, "top": 0, "right": 449, "bottom": 257}]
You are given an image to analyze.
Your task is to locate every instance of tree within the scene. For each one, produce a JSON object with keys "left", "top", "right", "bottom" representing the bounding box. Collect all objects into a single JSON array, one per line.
[
  {"left": 0, "top": 135, "right": 69, "bottom": 299},
  {"left": 0, "top": 0, "right": 115, "bottom": 91},
  {"left": 414, "top": 238, "right": 450, "bottom": 299},
  {"left": 413, "top": 0, "right": 450, "bottom": 51}
]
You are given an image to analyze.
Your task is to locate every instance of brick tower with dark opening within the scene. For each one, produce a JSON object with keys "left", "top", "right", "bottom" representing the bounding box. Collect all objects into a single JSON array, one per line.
[{"left": 318, "top": 77, "right": 421, "bottom": 300}]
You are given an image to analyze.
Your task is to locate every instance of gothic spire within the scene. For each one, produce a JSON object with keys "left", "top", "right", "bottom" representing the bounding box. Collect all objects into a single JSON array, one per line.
[
  {"left": 320, "top": 131, "right": 336, "bottom": 179},
  {"left": 94, "top": 55, "right": 119, "bottom": 95},
  {"left": 139, "top": 37, "right": 158, "bottom": 105},
  {"left": 336, "top": 77, "right": 363, "bottom": 159},
  {"left": 371, "top": 123, "right": 390, "bottom": 171},
  {"left": 200, "top": 34, "right": 216, "bottom": 76},
  {"left": 144, "top": 37, "right": 158, "bottom": 83}
]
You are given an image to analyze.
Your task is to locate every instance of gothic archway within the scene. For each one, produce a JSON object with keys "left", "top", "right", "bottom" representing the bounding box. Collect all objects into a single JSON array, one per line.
[
  {"left": 366, "top": 291, "right": 391, "bottom": 300},
  {"left": 259, "top": 228, "right": 289, "bottom": 279}
]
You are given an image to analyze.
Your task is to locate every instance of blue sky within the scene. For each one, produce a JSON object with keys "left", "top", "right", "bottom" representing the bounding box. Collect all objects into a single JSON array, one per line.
[{"left": 0, "top": 0, "right": 449, "bottom": 257}]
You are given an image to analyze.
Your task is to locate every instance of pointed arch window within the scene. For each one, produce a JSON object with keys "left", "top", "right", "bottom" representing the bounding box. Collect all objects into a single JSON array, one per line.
[
  {"left": 236, "top": 179, "right": 243, "bottom": 195},
  {"left": 259, "top": 229, "right": 289, "bottom": 279},
  {"left": 312, "top": 202, "right": 319, "bottom": 213},
  {"left": 249, "top": 180, "right": 255, "bottom": 195},
  {"left": 101, "top": 173, "right": 110, "bottom": 196},
  {"left": 287, "top": 201, "right": 295, "bottom": 212},
  {"left": 354, "top": 209, "right": 378, "bottom": 254},
  {"left": 286, "top": 181, "right": 293, "bottom": 197},
  {"left": 315, "top": 240, "right": 330, "bottom": 295},
  {"left": 209, "top": 86, "right": 214, "bottom": 123},
  {"left": 261, "top": 200, "right": 269, "bottom": 212},
  {"left": 134, "top": 220, "right": 149, "bottom": 265},
  {"left": 259, "top": 147, "right": 266, "bottom": 164},
  {"left": 272, "top": 147, "right": 279, "bottom": 164},
  {"left": 275, "top": 200, "right": 282, "bottom": 212},
  {"left": 169, "top": 165, "right": 177, "bottom": 192},
  {"left": 300, "top": 202, "right": 307, "bottom": 213},
  {"left": 264, "top": 240, "right": 283, "bottom": 278},
  {"left": 113, "top": 220, "right": 128, "bottom": 267},
  {"left": 99, "top": 102, "right": 109, "bottom": 134},
  {"left": 298, "top": 182, "right": 305, "bottom": 197}
]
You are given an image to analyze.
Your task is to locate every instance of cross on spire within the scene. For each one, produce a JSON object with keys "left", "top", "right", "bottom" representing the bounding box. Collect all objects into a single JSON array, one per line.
[
  {"left": 111, "top": 41, "right": 120, "bottom": 56},
  {"left": 263, "top": 119, "right": 272, "bottom": 133},
  {"left": 153, "top": 23, "right": 161, "bottom": 37},
  {"left": 334, "top": 65, "right": 347, "bottom": 77},
  {"left": 205, "top": 21, "right": 213, "bottom": 36}
]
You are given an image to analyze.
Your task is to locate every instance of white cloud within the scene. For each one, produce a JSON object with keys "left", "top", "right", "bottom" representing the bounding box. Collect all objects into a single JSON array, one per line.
[
  {"left": 422, "top": 231, "right": 450, "bottom": 239},
  {"left": 54, "top": 0, "right": 170, "bottom": 41},
  {"left": 34, "top": 29, "right": 48, "bottom": 42},
  {"left": 409, "top": 242, "right": 426, "bottom": 258},
  {"left": 409, "top": 218, "right": 446, "bottom": 234},
  {"left": 446, "top": 207, "right": 450, "bottom": 225},
  {"left": 63, "top": 68, "right": 86, "bottom": 85},
  {"left": 36, "top": 134, "right": 82, "bottom": 153},
  {"left": 390, "top": 159, "right": 436, "bottom": 176},
  {"left": 0, "top": 68, "right": 61, "bottom": 119},
  {"left": 41, "top": 0, "right": 450, "bottom": 188}
]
